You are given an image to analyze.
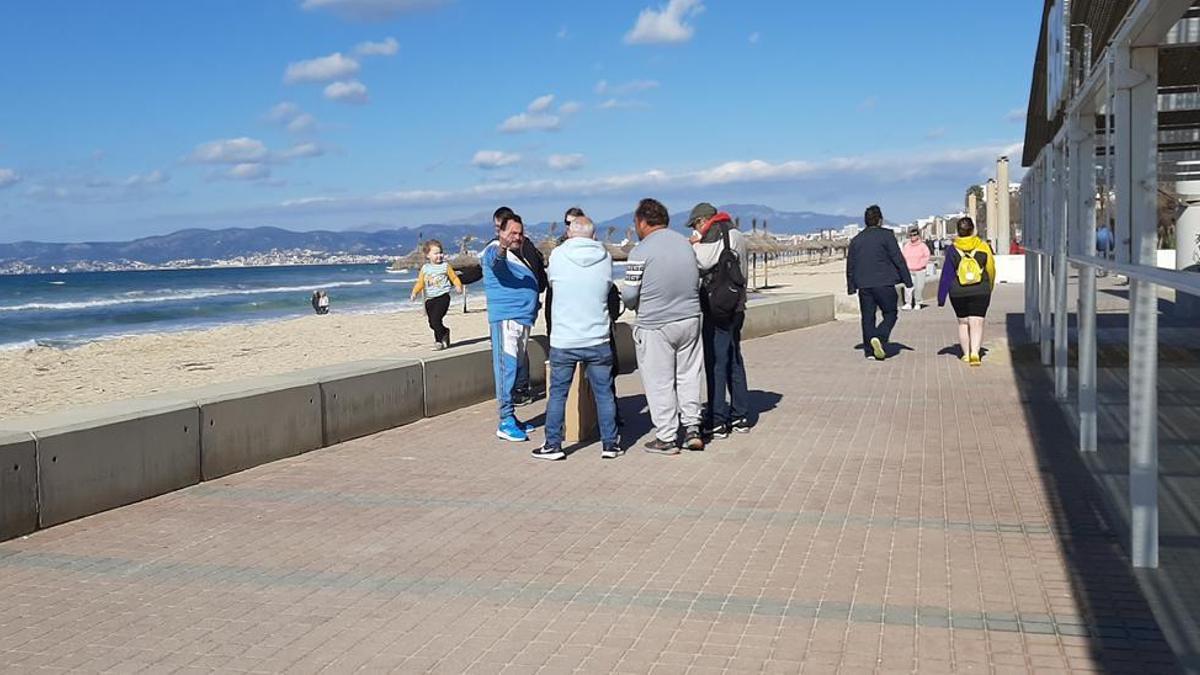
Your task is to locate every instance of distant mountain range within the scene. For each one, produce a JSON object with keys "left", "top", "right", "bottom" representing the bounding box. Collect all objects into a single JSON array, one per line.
[{"left": 0, "top": 204, "right": 855, "bottom": 273}]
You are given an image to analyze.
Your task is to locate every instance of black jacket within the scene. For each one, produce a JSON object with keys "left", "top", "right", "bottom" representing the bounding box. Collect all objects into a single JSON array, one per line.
[
  {"left": 846, "top": 226, "right": 913, "bottom": 294},
  {"left": 516, "top": 238, "right": 548, "bottom": 293}
]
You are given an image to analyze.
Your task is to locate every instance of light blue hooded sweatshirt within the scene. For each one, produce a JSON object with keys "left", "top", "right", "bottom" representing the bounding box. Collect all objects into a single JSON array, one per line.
[{"left": 548, "top": 237, "right": 613, "bottom": 350}]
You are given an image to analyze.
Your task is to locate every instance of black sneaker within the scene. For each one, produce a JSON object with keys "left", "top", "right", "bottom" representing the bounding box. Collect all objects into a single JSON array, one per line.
[
  {"left": 531, "top": 444, "right": 565, "bottom": 461},
  {"left": 601, "top": 445, "right": 624, "bottom": 459},
  {"left": 705, "top": 423, "right": 730, "bottom": 440},
  {"left": 441, "top": 332, "right": 451, "bottom": 350},
  {"left": 730, "top": 418, "right": 752, "bottom": 434},
  {"left": 643, "top": 438, "right": 680, "bottom": 455},
  {"left": 513, "top": 391, "right": 533, "bottom": 407},
  {"left": 683, "top": 427, "right": 705, "bottom": 451}
]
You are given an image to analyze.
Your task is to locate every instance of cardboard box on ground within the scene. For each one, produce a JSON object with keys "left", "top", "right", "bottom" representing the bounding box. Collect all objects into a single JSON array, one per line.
[{"left": 544, "top": 360, "right": 597, "bottom": 443}]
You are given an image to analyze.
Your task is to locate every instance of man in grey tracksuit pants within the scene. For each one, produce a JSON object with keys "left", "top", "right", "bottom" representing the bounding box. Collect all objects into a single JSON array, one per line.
[{"left": 621, "top": 198, "right": 705, "bottom": 453}]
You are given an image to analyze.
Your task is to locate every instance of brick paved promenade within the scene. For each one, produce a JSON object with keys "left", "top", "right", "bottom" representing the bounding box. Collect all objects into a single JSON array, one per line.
[{"left": 0, "top": 286, "right": 1183, "bottom": 673}]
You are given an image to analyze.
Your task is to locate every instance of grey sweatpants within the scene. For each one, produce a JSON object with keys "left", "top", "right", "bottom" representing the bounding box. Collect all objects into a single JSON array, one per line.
[{"left": 633, "top": 316, "right": 704, "bottom": 442}]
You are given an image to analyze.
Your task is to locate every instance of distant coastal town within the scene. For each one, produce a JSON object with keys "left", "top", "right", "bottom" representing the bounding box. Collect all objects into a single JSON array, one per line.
[{"left": 0, "top": 249, "right": 401, "bottom": 275}]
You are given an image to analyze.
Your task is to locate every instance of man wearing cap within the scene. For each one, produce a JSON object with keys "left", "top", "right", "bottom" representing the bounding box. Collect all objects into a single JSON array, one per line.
[
  {"left": 688, "top": 202, "right": 751, "bottom": 438},
  {"left": 846, "top": 204, "right": 913, "bottom": 361},
  {"left": 900, "top": 225, "right": 931, "bottom": 310}
]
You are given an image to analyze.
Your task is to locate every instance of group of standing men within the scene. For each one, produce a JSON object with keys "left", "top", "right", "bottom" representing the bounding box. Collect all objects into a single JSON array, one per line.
[{"left": 482, "top": 198, "right": 752, "bottom": 460}]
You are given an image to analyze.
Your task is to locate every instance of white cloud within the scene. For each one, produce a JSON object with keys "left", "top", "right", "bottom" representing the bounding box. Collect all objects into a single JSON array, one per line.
[
  {"left": 189, "top": 137, "right": 270, "bottom": 164},
  {"left": 471, "top": 150, "right": 521, "bottom": 169},
  {"left": 286, "top": 113, "right": 318, "bottom": 134},
  {"left": 624, "top": 0, "right": 704, "bottom": 45},
  {"left": 499, "top": 112, "right": 561, "bottom": 133},
  {"left": 0, "top": 168, "right": 20, "bottom": 189},
  {"left": 265, "top": 102, "right": 302, "bottom": 123},
  {"left": 355, "top": 37, "right": 399, "bottom": 56},
  {"left": 300, "top": 0, "right": 447, "bottom": 20},
  {"left": 527, "top": 94, "right": 555, "bottom": 113},
  {"left": 265, "top": 102, "right": 318, "bottom": 133},
  {"left": 748, "top": 31, "right": 760, "bottom": 44},
  {"left": 324, "top": 80, "right": 369, "bottom": 104},
  {"left": 281, "top": 142, "right": 325, "bottom": 160},
  {"left": 226, "top": 163, "right": 271, "bottom": 181},
  {"left": 559, "top": 101, "right": 583, "bottom": 115},
  {"left": 123, "top": 170, "right": 169, "bottom": 187},
  {"left": 547, "top": 154, "right": 585, "bottom": 171},
  {"left": 1005, "top": 108, "right": 1026, "bottom": 123},
  {"left": 594, "top": 79, "right": 659, "bottom": 95},
  {"left": 284, "top": 52, "right": 360, "bottom": 84},
  {"left": 271, "top": 143, "right": 1023, "bottom": 214},
  {"left": 599, "top": 98, "right": 649, "bottom": 110}
]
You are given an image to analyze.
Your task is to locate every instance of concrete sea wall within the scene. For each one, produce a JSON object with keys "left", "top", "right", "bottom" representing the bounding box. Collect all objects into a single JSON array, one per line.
[{"left": 0, "top": 292, "right": 834, "bottom": 542}]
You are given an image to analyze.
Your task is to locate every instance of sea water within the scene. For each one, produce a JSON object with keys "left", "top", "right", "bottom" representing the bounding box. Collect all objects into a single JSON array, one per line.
[
  {"left": 0, "top": 264, "right": 419, "bottom": 350},
  {"left": 0, "top": 261, "right": 628, "bottom": 350}
]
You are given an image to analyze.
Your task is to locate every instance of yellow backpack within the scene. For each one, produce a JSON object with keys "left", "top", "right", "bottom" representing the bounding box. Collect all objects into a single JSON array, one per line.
[{"left": 956, "top": 246, "right": 985, "bottom": 286}]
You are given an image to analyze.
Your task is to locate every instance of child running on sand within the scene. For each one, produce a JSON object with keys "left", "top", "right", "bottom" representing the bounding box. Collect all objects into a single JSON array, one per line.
[{"left": 410, "top": 240, "right": 463, "bottom": 350}]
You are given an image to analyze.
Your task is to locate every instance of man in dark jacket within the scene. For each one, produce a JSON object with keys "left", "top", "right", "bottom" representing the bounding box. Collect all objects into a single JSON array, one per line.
[{"left": 846, "top": 205, "right": 913, "bottom": 360}]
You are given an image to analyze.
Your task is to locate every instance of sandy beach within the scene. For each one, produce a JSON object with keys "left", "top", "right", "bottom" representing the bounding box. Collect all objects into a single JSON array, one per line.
[{"left": 2, "top": 258, "right": 851, "bottom": 420}]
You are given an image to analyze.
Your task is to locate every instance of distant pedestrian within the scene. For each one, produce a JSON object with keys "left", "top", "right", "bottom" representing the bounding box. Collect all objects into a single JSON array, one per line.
[
  {"left": 901, "top": 226, "right": 931, "bottom": 310},
  {"left": 410, "top": 239, "right": 463, "bottom": 350},
  {"left": 688, "top": 202, "right": 751, "bottom": 439},
  {"left": 310, "top": 290, "right": 330, "bottom": 315},
  {"left": 493, "top": 206, "right": 546, "bottom": 407},
  {"left": 846, "top": 205, "right": 913, "bottom": 360},
  {"left": 937, "top": 217, "right": 996, "bottom": 366},
  {"left": 621, "top": 198, "right": 705, "bottom": 454},
  {"left": 1096, "top": 222, "right": 1115, "bottom": 258},
  {"left": 483, "top": 211, "right": 540, "bottom": 442},
  {"left": 533, "top": 216, "right": 622, "bottom": 461}
]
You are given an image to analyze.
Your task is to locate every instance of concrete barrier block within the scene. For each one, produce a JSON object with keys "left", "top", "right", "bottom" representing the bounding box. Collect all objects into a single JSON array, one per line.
[
  {"left": 297, "top": 359, "right": 424, "bottom": 445},
  {"left": 421, "top": 344, "right": 497, "bottom": 418},
  {"left": 527, "top": 335, "right": 549, "bottom": 388},
  {"left": 612, "top": 322, "right": 637, "bottom": 374},
  {"left": 743, "top": 293, "right": 834, "bottom": 339},
  {"left": 0, "top": 398, "right": 200, "bottom": 528},
  {"left": 0, "top": 431, "right": 37, "bottom": 541},
  {"left": 179, "top": 376, "right": 323, "bottom": 480}
]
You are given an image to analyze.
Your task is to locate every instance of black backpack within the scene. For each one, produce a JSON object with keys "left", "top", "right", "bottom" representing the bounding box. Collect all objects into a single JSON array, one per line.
[{"left": 702, "top": 225, "right": 747, "bottom": 325}]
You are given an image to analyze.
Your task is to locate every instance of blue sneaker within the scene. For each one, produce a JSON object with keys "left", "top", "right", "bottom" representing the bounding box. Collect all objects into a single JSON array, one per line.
[
  {"left": 515, "top": 418, "right": 536, "bottom": 433},
  {"left": 496, "top": 417, "right": 529, "bottom": 442}
]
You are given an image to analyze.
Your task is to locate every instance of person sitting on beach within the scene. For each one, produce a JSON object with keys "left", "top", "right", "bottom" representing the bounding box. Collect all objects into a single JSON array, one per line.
[
  {"left": 409, "top": 239, "right": 463, "bottom": 351},
  {"left": 532, "top": 215, "right": 621, "bottom": 461},
  {"left": 484, "top": 211, "right": 541, "bottom": 442},
  {"left": 621, "top": 198, "right": 705, "bottom": 454},
  {"left": 493, "top": 206, "right": 546, "bottom": 408}
]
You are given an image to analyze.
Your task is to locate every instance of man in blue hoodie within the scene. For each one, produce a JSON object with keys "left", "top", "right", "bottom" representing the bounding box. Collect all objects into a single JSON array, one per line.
[
  {"left": 483, "top": 212, "right": 541, "bottom": 442},
  {"left": 532, "top": 216, "right": 621, "bottom": 460}
]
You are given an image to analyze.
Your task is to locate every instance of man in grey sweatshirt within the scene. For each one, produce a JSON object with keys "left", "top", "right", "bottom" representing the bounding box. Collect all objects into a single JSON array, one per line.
[{"left": 620, "top": 198, "right": 705, "bottom": 453}]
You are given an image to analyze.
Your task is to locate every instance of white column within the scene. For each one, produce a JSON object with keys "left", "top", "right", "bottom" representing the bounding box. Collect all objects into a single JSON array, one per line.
[
  {"left": 1115, "top": 44, "right": 1159, "bottom": 569},
  {"left": 1054, "top": 140, "right": 1070, "bottom": 400},
  {"left": 1175, "top": 181, "right": 1200, "bottom": 317},
  {"left": 1072, "top": 111, "right": 1099, "bottom": 452},
  {"left": 1040, "top": 152, "right": 1054, "bottom": 367},
  {"left": 997, "top": 157, "right": 1012, "bottom": 252}
]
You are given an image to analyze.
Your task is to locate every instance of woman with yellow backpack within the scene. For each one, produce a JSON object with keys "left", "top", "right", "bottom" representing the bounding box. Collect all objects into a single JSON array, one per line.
[{"left": 937, "top": 217, "right": 996, "bottom": 366}]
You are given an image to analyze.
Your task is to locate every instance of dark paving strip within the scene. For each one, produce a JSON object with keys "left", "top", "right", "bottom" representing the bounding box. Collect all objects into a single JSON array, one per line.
[
  {"left": 185, "top": 484, "right": 1071, "bottom": 537},
  {"left": 0, "top": 548, "right": 1165, "bottom": 646}
]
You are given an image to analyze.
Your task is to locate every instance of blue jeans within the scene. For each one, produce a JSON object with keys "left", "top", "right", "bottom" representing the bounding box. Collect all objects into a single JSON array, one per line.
[
  {"left": 543, "top": 343, "right": 619, "bottom": 450},
  {"left": 703, "top": 312, "right": 749, "bottom": 426},
  {"left": 490, "top": 320, "right": 529, "bottom": 422}
]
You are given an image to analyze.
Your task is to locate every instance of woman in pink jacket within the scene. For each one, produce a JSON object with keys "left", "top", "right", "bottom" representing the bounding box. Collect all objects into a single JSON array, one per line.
[{"left": 900, "top": 226, "right": 931, "bottom": 309}]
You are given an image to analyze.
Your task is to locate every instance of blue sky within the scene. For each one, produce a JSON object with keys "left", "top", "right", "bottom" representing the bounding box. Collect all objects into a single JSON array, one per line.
[{"left": 0, "top": 0, "right": 1038, "bottom": 242}]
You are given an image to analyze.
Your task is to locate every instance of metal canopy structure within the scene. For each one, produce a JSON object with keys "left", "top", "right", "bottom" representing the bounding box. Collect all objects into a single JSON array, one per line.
[{"left": 1020, "top": 0, "right": 1200, "bottom": 569}]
